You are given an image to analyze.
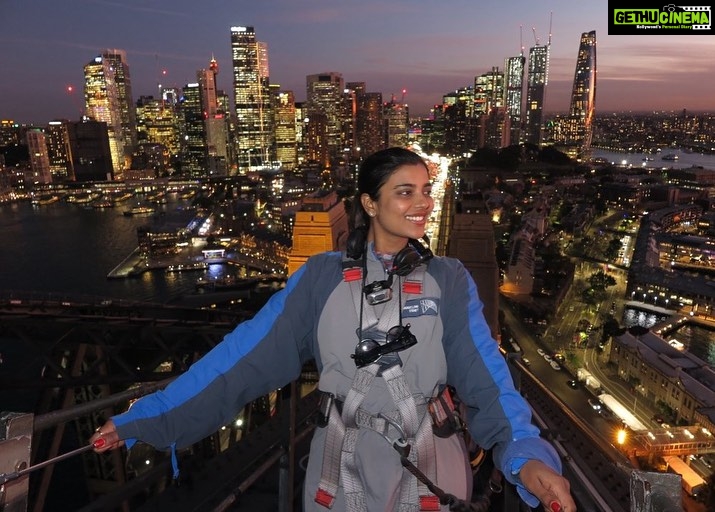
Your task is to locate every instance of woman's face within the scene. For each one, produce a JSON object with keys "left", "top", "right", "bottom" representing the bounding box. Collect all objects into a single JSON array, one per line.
[{"left": 362, "top": 163, "right": 433, "bottom": 254}]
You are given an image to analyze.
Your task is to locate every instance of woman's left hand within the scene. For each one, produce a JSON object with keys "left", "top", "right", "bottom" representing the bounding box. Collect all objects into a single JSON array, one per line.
[{"left": 519, "top": 459, "right": 577, "bottom": 512}]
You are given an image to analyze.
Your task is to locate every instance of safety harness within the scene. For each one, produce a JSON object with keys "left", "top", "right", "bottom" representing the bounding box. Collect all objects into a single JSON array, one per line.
[{"left": 315, "top": 257, "right": 441, "bottom": 511}]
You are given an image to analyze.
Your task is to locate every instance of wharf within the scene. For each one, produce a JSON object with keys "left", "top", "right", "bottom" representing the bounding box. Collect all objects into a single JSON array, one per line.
[{"left": 106, "top": 248, "right": 147, "bottom": 278}]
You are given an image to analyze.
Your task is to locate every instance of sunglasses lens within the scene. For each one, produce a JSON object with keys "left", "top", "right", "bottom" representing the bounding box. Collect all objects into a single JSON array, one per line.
[
  {"left": 386, "top": 325, "right": 404, "bottom": 342},
  {"left": 352, "top": 339, "right": 381, "bottom": 366}
]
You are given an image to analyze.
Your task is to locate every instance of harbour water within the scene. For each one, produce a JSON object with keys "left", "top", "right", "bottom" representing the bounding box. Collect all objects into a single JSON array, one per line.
[
  {"left": 591, "top": 147, "right": 715, "bottom": 170},
  {"left": 622, "top": 308, "right": 715, "bottom": 366},
  {"left": 0, "top": 196, "right": 222, "bottom": 303}
]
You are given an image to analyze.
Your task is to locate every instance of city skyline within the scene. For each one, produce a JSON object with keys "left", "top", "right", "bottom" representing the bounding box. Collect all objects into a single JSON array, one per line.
[{"left": 2, "top": 0, "right": 714, "bottom": 126}]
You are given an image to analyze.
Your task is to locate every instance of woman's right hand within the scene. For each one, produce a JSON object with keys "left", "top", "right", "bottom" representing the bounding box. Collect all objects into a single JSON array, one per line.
[{"left": 90, "top": 419, "right": 125, "bottom": 452}]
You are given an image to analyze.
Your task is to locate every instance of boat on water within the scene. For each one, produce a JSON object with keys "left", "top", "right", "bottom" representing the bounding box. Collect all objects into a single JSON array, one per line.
[
  {"left": 166, "top": 262, "right": 209, "bottom": 273},
  {"left": 108, "top": 191, "right": 134, "bottom": 203},
  {"left": 66, "top": 192, "right": 99, "bottom": 204},
  {"left": 123, "top": 205, "right": 156, "bottom": 216},
  {"left": 177, "top": 189, "right": 197, "bottom": 200},
  {"left": 661, "top": 154, "right": 679, "bottom": 161},
  {"left": 642, "top": 157, "right": 654, "bottom": 162},
  {"left": 92, "top": 200, "right": 114, "bottom": 209},
  {"left": 31, "top": 194, "right": 60, "bottom": 205},
  {"left": 146, "top": 191, "right": 167, "bottom": 203}
]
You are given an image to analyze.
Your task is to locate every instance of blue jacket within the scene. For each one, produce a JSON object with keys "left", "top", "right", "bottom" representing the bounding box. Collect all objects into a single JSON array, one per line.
[{"left": 113, "top": 249, "right": 560, "bottom": 509}]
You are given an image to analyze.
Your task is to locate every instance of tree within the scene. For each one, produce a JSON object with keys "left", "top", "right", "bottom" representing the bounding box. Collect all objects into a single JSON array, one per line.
[
  {"left": 588, "top": 270, "right": 617, "bottom": 292},
  {"left": 604, "top": 238, "right": 623, "bottom": 261}
]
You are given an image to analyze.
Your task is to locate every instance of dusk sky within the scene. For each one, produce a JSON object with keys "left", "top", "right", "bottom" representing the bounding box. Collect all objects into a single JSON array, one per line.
[{"left": 2, "top": 0, "right": 714, "bottom": 125}]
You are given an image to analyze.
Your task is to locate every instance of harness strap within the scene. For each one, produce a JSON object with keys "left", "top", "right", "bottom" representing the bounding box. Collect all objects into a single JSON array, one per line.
[
  {"left": 314, "top": 253, "right": 435, "bottom": 510},
  {"left": 314, "top": 404, "right": 345, "bottom": 509},
  {"left": 340, "top": 363, "right": 378, "bottom": 511}
]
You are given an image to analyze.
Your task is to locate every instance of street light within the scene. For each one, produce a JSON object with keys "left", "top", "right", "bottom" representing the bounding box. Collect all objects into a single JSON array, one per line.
[{"left": 617, "top": 429, "right": 627, "bottom": 446}]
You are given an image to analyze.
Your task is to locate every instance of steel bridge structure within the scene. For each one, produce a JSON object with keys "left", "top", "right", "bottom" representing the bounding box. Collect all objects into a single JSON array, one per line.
[{"left": 0, "top": 294, "right": 685, "bottom": 512}]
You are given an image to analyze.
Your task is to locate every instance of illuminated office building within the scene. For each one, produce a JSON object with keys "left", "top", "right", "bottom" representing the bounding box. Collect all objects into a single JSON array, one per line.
[
  {"left": 100, "top": 50, "right": 137, "bottom": 159},
  {"left": 135, "top": 96, "right": 180, "bottom": 158},
  {"left": 474, "top": 67, "right": 504, "bottom": 116},
  {"left": 180, "top": 83, "right": 208, "bottom": 177},
  {"left": 26, "top": 129, "right": 52, "bottom": 184},
  {"left": 273, "top": 89, "right": 297, "bottom": 170},
  {"left": 306, "top": 72, "right": 345, "bottom": 164},
  {"left": 504, "top": 54, "right": 526, "bottom": 146},
  {"left": 198, "top": 57, "right": 228, "bottom": 175},
  {"left": 442, "top": 87, "right": 475, "bottom": 154},
  {"left": 46, "top": 120, "right": 75, "bottom": 181},
  {"left": 0, "top": 120, "right": 21, "bottom": 146},
  {"left": 523, "top": 43, "right": 550, "bottom": 146},
  {"left": 384, "top": 96, "right": 409, "bottom": 149},
  {"left": 565, "top": 31, "right": 597, "bottom": 158},
  {"left": 83, "top": 55, "right": 125, "bottom": 177},
  {"left": 231, "top": 26, "right": 272, "bottom": 173},
  {"left": 346, "top": 82, "right": 384, "bottom": 158},
  {"left": 474, "top": 68, "right": 505, "bottom": 148}
]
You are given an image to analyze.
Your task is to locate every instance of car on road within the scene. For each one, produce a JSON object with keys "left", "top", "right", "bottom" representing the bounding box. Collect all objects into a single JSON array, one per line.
[
  {"left": 588, "top": 398, "right": 602, "bottom": 411},
  {"left": 521, "top": 357, "right": 531, "bottom": 367},
  {"left": 553, "top": 353, "right": 566, "bottom": 363},
  {"left": 567, "top": 379, "right": 579, "bottom": 389}
]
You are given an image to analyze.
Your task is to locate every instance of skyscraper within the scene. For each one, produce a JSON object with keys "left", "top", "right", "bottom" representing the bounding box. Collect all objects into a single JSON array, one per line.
[
  {"left": 306, "top": 72, "right": 345, "bottom": 165},
  {"left": 180, "top": 83, "right": 208, "bottom": 177},
  {"left": 67, "top": 118, "right": 114, "bottom": 182},
  {"left": 135, "top": 96, "right": 180, "bottom": 159},
  {"left": 272, "top": 89, "right": 297, "bottom": 170},
  {"left": 26, "top": 129, "right": 52, "bottom": 184},
  {"left": 100, "top": 50, "right": 137, "bottom": 160},
  {"left": 46, "top": 120, "right": 75, "bottom": 181},
  {"left": 473, "top": 67, "right": 504, "bottom": 117},
  {"left": 383, "top": 96, "right": 409, "bottom": 149},
  {"left": 198, "top": 56, "right": 229, "bottom": 174},
  {"left": 84, "top": 55, "right": 125, "bottom": 177},
  {"left": 504, "top": 54, "right": 526, "bottom": 146},
  {"left": 346, "top": 82, "right": 384, "bottom": 158},
  {"left": 474, "top": 67, "right": 505, "bottom": 148},
  {"left": 231, "top": 26, "right": 272, "bottom": 173},
  {"left": 565, "top": 31, "right": 597, "bottom": 159},
  {"left": 523, "top": 42, "right": 550, "bottom": 146}
]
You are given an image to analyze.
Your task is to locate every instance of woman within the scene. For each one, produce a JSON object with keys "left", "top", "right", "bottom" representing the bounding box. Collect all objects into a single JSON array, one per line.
[{"left": 91, "top": 147, "right": 575, "bottom": 511}]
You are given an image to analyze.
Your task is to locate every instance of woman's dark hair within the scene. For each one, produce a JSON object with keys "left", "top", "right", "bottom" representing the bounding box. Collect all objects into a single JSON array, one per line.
[{"left": 346, "top": 147, "right": 428, "bottom": 259}]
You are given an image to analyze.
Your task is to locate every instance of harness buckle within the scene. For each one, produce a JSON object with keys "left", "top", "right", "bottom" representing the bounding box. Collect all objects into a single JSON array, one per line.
[
  {"left": 315, "top": 392, "right": 334, "bottom": 428},
  {"left": 377, "top": 413, "right": 411, "bottom": 458}
]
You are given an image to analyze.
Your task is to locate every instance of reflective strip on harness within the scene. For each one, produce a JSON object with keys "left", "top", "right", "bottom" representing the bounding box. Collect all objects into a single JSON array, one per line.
[
  {"left": 314, "top": 488, "right": 335, "bottom": 508},
  {"left": 419, "top": 495, "right": 441, "bottom": 511},
  {"left": 342, "top": 267, "right": 362, "bottom": 282},
  {"left": 402, "top": 280, "right": 422, "bottom": 295}
]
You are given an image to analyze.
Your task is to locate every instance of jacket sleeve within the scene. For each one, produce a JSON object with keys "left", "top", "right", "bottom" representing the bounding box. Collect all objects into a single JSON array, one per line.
[
  {"left": 112, "top": 261, "right": 318, "bottom": 451},
  {"left": 439, "top": 259, "right": 561, "bottom": 507}
]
